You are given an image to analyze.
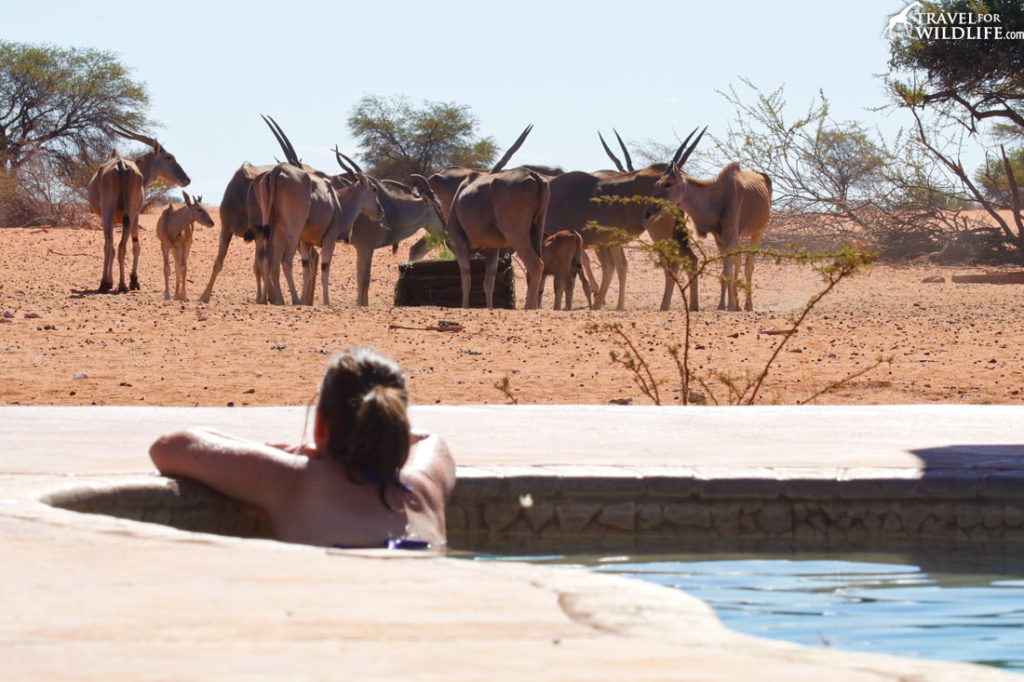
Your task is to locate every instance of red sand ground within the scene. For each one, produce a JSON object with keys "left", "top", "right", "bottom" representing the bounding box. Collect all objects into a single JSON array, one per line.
[{"left": 1, "top": 208, "right": 1022, "bottom": 409}]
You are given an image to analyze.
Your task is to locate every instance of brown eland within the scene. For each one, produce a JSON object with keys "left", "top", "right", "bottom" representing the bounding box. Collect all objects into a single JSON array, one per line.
[
  {"left": 346, "top": 174, "right": 446, "bottom": 306},
  {"left": 198, "top": 162, "right": 273, "bottom": 303},
  {"left": 252, "top": 117, "right": 383, "bottom": 305},
  {"left": 654, "top": 127, "right": 772, "bottom": 311},
  {"left": 540, "top": 129, "right": 700, "bottom": 312},
  {"left": 423, "top": 125, "right": 549, "bottom": 309},
  {"left": 445, "top": 165, "right": 549, "bottom": 309},
  {"left": 86, "top": 125, "right": 191, "bottom": 293}
]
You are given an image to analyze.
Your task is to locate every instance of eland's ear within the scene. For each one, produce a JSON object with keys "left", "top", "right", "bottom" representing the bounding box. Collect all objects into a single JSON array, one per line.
[{"left": 182, "top": 191, "right": 192, "bottom": 206}]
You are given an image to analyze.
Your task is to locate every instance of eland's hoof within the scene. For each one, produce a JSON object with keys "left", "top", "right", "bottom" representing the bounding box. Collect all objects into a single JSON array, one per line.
[
  {"left": 98, "top": 280, "right": 113, "bottom": 293},
  {"left": 129, "top": 276, "right": 140, "bottom": 291}
]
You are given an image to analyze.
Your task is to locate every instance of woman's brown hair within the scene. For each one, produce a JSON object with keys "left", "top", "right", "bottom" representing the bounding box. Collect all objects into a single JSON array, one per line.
[{"left": 316, "top": 347, "right": 410, "bottom": 509}]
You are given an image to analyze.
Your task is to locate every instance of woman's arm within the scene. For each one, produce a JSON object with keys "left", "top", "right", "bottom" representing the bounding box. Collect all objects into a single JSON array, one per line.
[
  {"left": 149, "top": 427, "right": 305, "bottom": 511},
  {"left": 405, "top": 431, "right": 456, "bottom": 503}
]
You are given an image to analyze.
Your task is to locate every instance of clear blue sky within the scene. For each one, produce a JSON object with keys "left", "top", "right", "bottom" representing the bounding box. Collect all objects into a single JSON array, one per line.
[{"left": 5, "top": 0, "right": 907, "bottom": 199}]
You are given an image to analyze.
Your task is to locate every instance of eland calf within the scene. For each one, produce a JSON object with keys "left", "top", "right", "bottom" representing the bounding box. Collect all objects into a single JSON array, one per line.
[
  {"left": 156, "top": 193, "right": 215, "bottom": 301},
  {"left": 539, "top": 230, "right": 592, "bottom": 311}
]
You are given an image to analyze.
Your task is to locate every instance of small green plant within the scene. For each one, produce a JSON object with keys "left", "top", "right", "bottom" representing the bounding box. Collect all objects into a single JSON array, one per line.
[
  {"left": 494, "top": 375, "right": 519, "bottom": 405},
  {"left": 585, "top": 197, "right": 889, "bottom": 406}
]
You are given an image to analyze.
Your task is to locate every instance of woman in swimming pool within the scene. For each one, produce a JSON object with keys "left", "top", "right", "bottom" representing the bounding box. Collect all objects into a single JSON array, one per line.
[{"left": 149, "top": 347, "right": 455, "bottom": 549}]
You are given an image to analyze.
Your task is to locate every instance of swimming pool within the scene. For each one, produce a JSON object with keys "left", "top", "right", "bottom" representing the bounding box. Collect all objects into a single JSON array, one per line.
[{"left": 491, "top": 551, "right": 1024, "bottom": 672}]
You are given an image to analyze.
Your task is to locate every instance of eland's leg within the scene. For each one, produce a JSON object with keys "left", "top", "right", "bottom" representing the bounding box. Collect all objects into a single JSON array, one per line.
[
  {"left": 743, "top": 234, "right": 762, "bottom": 312},
  {"left": 553, "top": 272, "right": 566, "bottom": 311},
  {"left": 610, "top": 245, "right": 628, "bottom": 311},
  {"left": 128, "top": 214, "right": 141, "bottom": 291},
  {"left": 199, "top": 226, "right": 232, "bottom": 303},
  {"left": 173, "top": 246, "right": 186, "bottom": 301},
  {"left": 446, "top": 212, "right": 473, "bottom": 308},
  {"left": 506, "top": 236, "right": 543, "bottom": 310},
  {"left": 266, "top": 231, "right": 288, "bottom": 305},
  {"left": 180, "top": 236, "right": 192, "bottom": 302},
  {"left": 253, "top": 235, "right": 267, "bottom": 304},
  {"left": 298, "top": 242, "right": 317, "bottom": 305},
  {"left": 714, "top": 235, "right": 731, "bottom": 310},
  {"left": 280, "top": 233, "right": 303, "bottom": 305},
  {"left": 354, "top": 244, "right": 374, "bottom": 307},
  {"left": 579, "top": 268, "right": 594, "bottom": 310},
  {"left": 319, "top": 239, "right": 339, "bottom": 307},
  {"left": 116, "top": 214, "right": 131, "bottom": 292},
  {"left": 580, "top": 248, "right": 599, "bottom": 308},
  {"left": 482, "top": 250, "right": 500, "bottom": 309},
  {"left": 161, "top": 245, "right": 172, "bottom": 300},
  {"left": 99, "top": 208, "right": 117, "bottom": 293},
  {"left": 592, "top": 247, "right": 615, "bottom": 310}
]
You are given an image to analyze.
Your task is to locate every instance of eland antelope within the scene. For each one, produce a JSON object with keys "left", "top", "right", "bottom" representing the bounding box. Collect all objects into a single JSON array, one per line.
[
  {"left": 539, "top": 229, "right": 592, "bottom": 311},
  {"left": 198, "top": 162, "right": 274, "bottom": 303},
  {"left": 86, "top": 125, "right": 191, "bottom": 293},
  {"left": 541, "top": 130, "right": 700, "bottom": 312},
  {"left": 654, "top": 128, "right": 772, "bottom": 311},
  {"left": 253, "top": 117, "right": 383, "bottom": 305},
  {"left": 347, "top": 174, "right": 446, "bottom": 306},
  {"left": 446, "top": 165, "right": 549, "bottom": 309},
  {"left": 156, "top": 192, "right": 214, "bottom": 301}
]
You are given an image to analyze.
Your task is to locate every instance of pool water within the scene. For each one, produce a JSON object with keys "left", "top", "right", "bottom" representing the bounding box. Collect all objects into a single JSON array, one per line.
[{"left": 496, "top": 552, "right": 1024, "bottom": 672}]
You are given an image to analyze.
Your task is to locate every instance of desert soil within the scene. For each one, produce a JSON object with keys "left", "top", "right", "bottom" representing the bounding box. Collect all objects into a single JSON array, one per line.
[{"left": 1, "top": 208, "right": 1022, "bottom": 409}]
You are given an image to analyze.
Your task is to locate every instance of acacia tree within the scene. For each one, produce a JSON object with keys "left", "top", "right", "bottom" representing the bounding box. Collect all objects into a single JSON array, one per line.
[
  {"left": 708, "top": 79, "right": 978, "bottom": 260},
  {"left": 887, "top": 0, "right": 1024, "bottom": 258},
  {"left": 347, "top": 95, "right": 497, "bottom": 179},
  {"left": 0, "top": 41, "right": 151, "bottom": 226},
  {"left": 0, "top": 41, "right": 149, "bottom": 171}
]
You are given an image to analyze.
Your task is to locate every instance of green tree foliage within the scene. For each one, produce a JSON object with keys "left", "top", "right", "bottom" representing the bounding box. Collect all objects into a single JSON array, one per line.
[
  {"left": 975, "top": 146, "right": 1024, "bottom": 207},
  {"left": 347, "top": 95, "right": 497, "bottom": 179},
  {"left": 887, "top": 0, "right": 1024, "bottom": 257},
  {"left": 0, "top": 41, "right": 151, "bottom": 226},
  {"left": 889, "top": 0, "right": 1024, "bottom": 128},
  {"left": 0, "top": 41, "right": 150, "bottom": 172}
]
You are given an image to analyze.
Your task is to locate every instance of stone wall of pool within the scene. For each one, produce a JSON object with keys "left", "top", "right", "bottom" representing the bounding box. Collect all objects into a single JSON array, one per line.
[{"left": 42, "top": 464, "right": 1024, "bottom": 553}]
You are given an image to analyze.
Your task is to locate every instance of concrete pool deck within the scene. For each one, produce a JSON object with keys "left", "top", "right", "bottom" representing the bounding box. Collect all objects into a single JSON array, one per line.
[{"left": 2, "top": 404, "right": 1023, "bottom": 680}]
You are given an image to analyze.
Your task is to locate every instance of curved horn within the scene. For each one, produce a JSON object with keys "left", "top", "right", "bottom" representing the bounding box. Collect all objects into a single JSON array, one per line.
[
  {"left": 676, "top": 126, "right": 707, "bottom": 170},
  {"left": 410, "top": 174, "right": 440, "bottom": 201},
  {"left": 410, "top": 173, "right": 446, "bottom": 220},
  {"left": 110, "top": 123, "right": 157, "bottom": 148},
  {"left": 332, "top": 145, "right": 355, "bottom": 175},
  {"left": 491, "top": 123, "right": 533, "bottom": 172},
  {"left": 613, "top": 129, "right": 634, "bottom": 172},
  {"left": 665, "top": 127, "right": 699, "bottom": 175},
  {"left": 598, "top": 131, "right": 625, "bottom": 173},
  {"left": 337, "top": 150, "right": 364, "bottom": 176},
  {"left": 261, "top": 114, "right": 301, "bottom": 167},
  {"left": 382, "top": 179, "right": 413, "bottom": 193}
]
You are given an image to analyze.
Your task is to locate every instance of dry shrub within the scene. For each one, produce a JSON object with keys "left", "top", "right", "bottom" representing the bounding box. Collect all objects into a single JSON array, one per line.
[{"left": 0, "top": 160, "right": 89, "bottom": 228}]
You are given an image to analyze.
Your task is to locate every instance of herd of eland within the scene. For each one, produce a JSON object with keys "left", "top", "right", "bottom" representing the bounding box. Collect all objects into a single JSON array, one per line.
[{"left": 86, "top": 118, "right": 772, "bottom": 311}]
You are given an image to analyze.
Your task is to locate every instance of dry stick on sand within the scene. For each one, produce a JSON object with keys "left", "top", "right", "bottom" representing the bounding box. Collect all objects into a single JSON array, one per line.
[
  {"left": 46, "top": 248, "right": 92, "bottom": 257},
  {"left": 388, "top": 320, "right": 464, "bottom": 333}
]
